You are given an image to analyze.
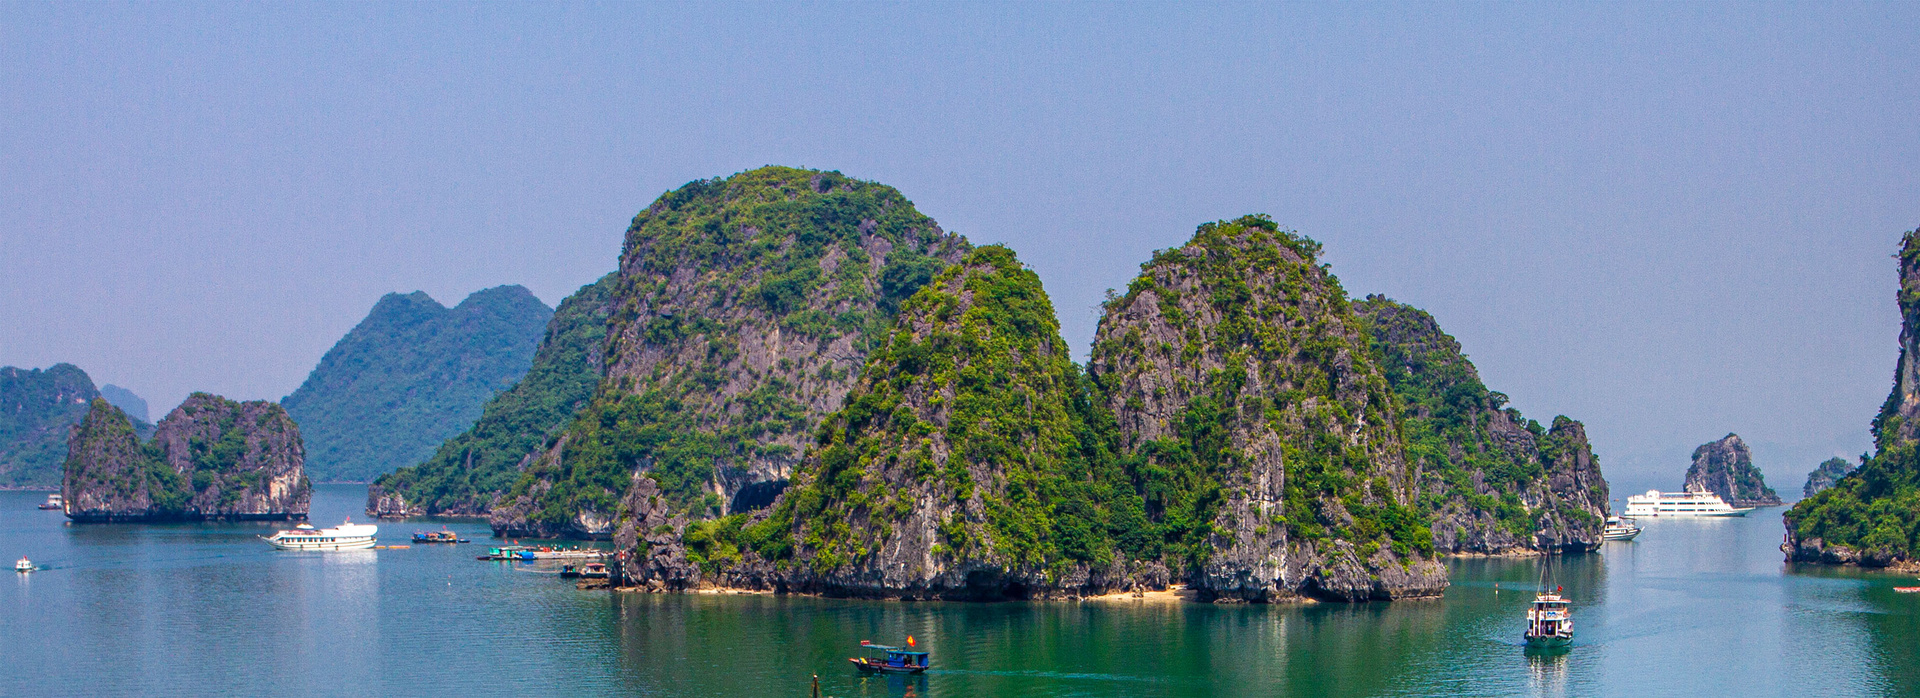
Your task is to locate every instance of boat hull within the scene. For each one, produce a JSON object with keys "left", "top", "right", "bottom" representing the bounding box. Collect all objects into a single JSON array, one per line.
[
  {"left": 264, "top": 536, "right": 376, "bottom": 551},
  {"left": 850, "top": 659, "right": 927, "bottom": 674},
  {"left": 1524, "top": 634, "right": 1573, "bottom": 648},
  {"left": 1601, "top": 530, "right": 1640, "bottom": 541}
]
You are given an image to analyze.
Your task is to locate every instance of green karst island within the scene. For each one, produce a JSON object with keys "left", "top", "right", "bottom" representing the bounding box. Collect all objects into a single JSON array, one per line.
[{"left": 353, "top": 168, "right": 1635, "bottom": 602}]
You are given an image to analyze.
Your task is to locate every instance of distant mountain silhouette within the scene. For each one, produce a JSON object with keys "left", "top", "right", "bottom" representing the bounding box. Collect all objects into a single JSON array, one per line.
[
  {"left": 100, "top": 384, "right": 149, "bottom": 423},
  {"left": 283, "top": 286, "right": 552, "bottom": 483}
]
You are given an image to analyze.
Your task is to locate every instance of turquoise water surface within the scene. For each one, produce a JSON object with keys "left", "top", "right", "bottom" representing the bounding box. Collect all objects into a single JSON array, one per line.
[{"left": 3, "top": 485, "right": 1917, "bottom": 696}]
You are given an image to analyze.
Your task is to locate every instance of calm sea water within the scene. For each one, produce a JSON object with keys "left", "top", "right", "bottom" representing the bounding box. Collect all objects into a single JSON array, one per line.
[{"left": 3, "top": 484, "right": 1917, "bottom": 697}]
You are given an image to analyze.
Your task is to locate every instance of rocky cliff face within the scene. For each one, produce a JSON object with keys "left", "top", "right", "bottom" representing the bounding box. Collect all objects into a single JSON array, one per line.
[
  {"left": 284, "top": 285, "right": 552, "bottom": 483},
  {"left": 618, "top": 245, "right": 1158, "bottom": 599},
  {"left": 62, "top": 394, "right": 309, "bottom": 522},
  {"left": 369, "top": 273, "right": 617, "bottom": 518},
  {"left": 492, "top": 167, "right": 968, "bottom": 538},
  {"left": 1802, "top": 457, "right": 1856, "bottom": 498},
  {"left": 1085, "top": 216, "right": 1446, "bottom": 601},
  {"left": 62, "top": 399, "right": 175, "bottom": 520},
  {"left": 1355, "top": 297, "right": 1610, "bottom": 554},
  {"left": 1684, "top": 434, "right": 1780, "bottom": 506},
  {"left": 1786, "top": 226, "right": 1920, "bottom": 567}
]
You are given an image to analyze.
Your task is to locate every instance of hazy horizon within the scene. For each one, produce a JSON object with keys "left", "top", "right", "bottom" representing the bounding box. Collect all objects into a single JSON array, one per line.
[{"left": 4, "top": 3, "right": 1916, "bottom": 492}]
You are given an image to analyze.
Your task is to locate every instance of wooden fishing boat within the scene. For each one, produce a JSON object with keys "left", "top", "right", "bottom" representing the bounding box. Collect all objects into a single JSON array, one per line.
[
  {"left": 850, "top": 640, "right": 929, "bottom": 674},
  {"left": 411, "top": 528, "right": 468, "bottom": 544}
]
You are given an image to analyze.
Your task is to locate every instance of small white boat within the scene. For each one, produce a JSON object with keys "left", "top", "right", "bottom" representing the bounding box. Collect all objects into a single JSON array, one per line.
[
  {"left": 1525, "top": 591, "right": 1574, "bottom": 647},
  {"left": 37, "top": 493, "right": 63, "bottom": 510},
  {"left": 262, "top": 519, "right": 378, "bottom": 551},
  {"left": 15, "top": 557, "right": 33, "bottom": 573},
  {"left": 1622, "top": 489, "right": 1754, "bottom": 518},
  {"left": 1601, "top": 516, "right": 1641, "bottom": 541}
]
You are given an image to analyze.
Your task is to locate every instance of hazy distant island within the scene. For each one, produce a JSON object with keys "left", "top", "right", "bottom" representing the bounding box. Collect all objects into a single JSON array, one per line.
[
  {"left": 1786, "top": 226, "right": 1920, "bottom": 570},
  {"left": 1684, "top": 433, "right": 1781, "bottom": 507},
  {"left": 282, "top": 286, "right": 552, "bottom": 484},
  {"left": 63, "top": 394, "right": 309, "bottom": 522},
  {"left": 359, "top": 167, "right": 1613, "bottom": 603},
  {"left": 0, "top": 364, "right": 152, "bottom": 489},
  {"left": 99, "top": 384, "right": 150, "bottom": 423},
  {"left": 369, "top": 273, "right": 616, "bottom": 518},
  {"left": 1802, "top": 457, "right": 1856, "bottom": 499}
]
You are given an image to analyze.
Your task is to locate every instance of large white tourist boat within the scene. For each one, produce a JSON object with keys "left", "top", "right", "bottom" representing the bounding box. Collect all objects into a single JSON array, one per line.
[
  {"left": 1622, "top": 489, "right": 1754, "bottom": 518},
  {"left": 262, "top": 520, "right": 378, "bottom": 551}
]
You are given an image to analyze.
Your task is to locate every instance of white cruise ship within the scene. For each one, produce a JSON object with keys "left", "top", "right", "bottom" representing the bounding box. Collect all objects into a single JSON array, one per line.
[
  {"left": 262, "top": 520, "right": 378, "bottom": 550},
  {"left": 1622, "top": 489, "right": 1754, "bottom": 518}
]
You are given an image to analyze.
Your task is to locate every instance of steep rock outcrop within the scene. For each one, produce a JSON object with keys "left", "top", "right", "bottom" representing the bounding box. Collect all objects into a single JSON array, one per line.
[
  {"left": 151, "top": 394, "right": 311, "bottom": 519},
  {"left": 1684, "top": 434, "right": 1780, "bottom": 506},
  {"left": 1802, "top": 457, "right": 1856, "bottom": 499},
  {"left": 1086, "top": 215, "right": 1446, "bottom": 601},
  {"left": 369, "top": 273, "right": 617, "bottom": 517},
  {"left": 285, "top": 285, "right": 552, "bottom": 483},
  {"left": 62, "top": 394, "right": 309, "bottom": 522},
  {"left": 61, "top": 400, "right": 177, "bottom": 519},
  {"left": 1355, "top": 297, "right": 1609, "bottom": 554},
  {"left": 494, "top": 167, "right": 967, "bottom": 538},
  {"left": 1787, "top": 226, "right": 1920, "bottom": 567},
  {"left": 621, "top": 245, "right": 1154, "bottom": 599}
]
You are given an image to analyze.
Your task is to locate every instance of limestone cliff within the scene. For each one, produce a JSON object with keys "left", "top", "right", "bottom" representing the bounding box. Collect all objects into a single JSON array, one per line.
[
  {"left": 492, "top": 167, "right": 968, "bottom": 538},
  {"left": 620, "top": 246, "right": 1156, "bottom": 599},
  {"left": 1684, "top": 434, "right": 1780, "bottom": 506},
  {"left": 61, "top": 399, "right": 178, "bottom": 520},
  {"left": 63, "top": 394, "right": 309, "bottom": 522},
  {"left": 1085, "top": 215, "right": 1446, "bottom": 601},
  {"left": 1786, "top": 226, "right": 1920, "bottom": 567},
  {"left": 1355, "top": 297, "right": 1609, "bottom": 554}
]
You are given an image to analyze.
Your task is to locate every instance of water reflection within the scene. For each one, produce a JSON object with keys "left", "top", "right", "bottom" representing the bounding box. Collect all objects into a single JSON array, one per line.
[
  {"left": 1524, "top": 645, "right": 1570, "bottom": 697},
  {"left": 6, "top": 488, "right": 1920, "bottom": 696}
]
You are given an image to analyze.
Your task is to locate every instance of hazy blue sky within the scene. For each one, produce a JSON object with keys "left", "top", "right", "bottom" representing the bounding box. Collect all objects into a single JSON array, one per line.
[{"left": 3, "top": 3, "right": 1916, "bottom": 494}]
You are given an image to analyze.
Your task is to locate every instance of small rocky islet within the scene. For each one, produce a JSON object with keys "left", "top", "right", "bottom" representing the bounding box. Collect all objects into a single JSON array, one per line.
[
  {"left": 1684, "top": 433, "right": 1782, "bottom": 507},
  {"left": 62, "top": 394, "right": 309, "bottom": 522},
  {"left": 1803, "top": 457, "right": 1856, "bottom": 499}
]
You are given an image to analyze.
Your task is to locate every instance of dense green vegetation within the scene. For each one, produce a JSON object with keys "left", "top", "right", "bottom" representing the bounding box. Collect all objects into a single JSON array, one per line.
[
  {"left": 1357, "top": 297, "right": 1602, "bottom": 542},
  {"left": 693, "top": 219, "right": 1466, "bottom": 582},
  {"left": 733, "top": 245, "right": 1142, "bottom": 574},
  {"left": 1089, "top": 215, "right": 1431, "bottom": 569},
  {"left": 1787, "top": 228, "right": 1920, "bottom": 562},
  {"left": 1, "top": 364, "right": 151, "bottom": 488},
  {"left": 507, "top": 167, "right": 965, "bottom": 529},
  {"left": 372, "top": 274, "right": 616, "bottom": 514},
  {"left": 284, "top": 285, "right": 553, "bottom": 483},
  {"left": 1788, "top": 445, "right": 1920, "bottom": 559}
]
